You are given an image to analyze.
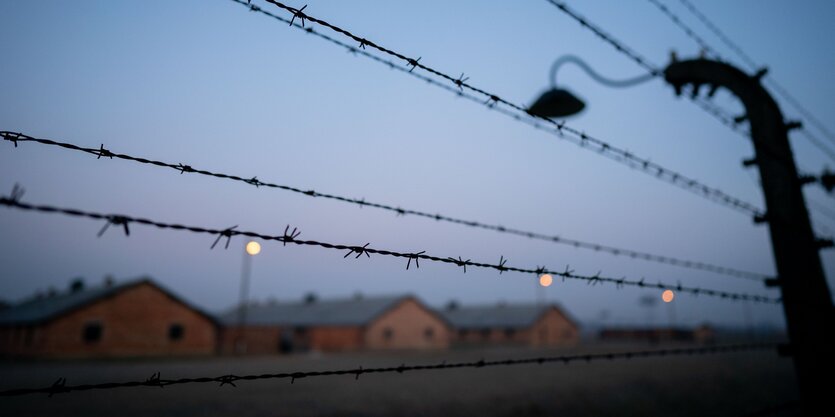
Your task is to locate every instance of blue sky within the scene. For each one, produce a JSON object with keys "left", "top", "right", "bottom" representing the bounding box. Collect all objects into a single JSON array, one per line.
[{"left": 1, "top": 0, "right": 833, "bottom": 328}]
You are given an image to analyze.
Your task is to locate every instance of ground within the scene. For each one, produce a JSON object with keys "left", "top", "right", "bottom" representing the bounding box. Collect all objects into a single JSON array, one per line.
[{"left": 0, "top": 343, "right": 798, "bottom": 417}]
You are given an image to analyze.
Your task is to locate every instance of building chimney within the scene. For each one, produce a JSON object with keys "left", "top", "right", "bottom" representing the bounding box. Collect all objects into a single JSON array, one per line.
[
  {"left": 103, "top": 275, "right": 115, "bottom": 288},
  {"left": 303, "top": 292, "right": 317, "bottom": 304},
  {"left": 69, "top": 278, "right": 85, "bottom": 293},
  {"left": 446, "top": 300, "right": 459, "bottom": 311}
]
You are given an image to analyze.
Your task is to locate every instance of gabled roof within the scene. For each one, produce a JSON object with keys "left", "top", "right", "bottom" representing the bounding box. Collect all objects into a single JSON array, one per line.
[
  {"left": 439, "top": 303, "right": 577, "bottom": 329},
  {"left": 219, "top": 295, "right": 416, "bottom": 327},
  {"left": 0, "top": 278, "right": 217, "bottom": 326}
]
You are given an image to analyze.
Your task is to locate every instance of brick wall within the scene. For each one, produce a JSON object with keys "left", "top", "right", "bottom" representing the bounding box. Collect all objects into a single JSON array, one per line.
[
  {"left": 309, "top": 326, "right": 364, "bottom": 352},
  {"left": 1, "top": 282, "right": 217, "bottom": 358},
  {"left": 527, "top": 307, "right": 579, "bottom": 347},
  {"left": 219, "top": 326, "right": 282, "bottom": 355},
  {"left": 220, "top": 325, "right": 364, "bottom": 354},
  {"left": 364, "top": 298, "right": 450, "bottom": 350},
  {"left": 452, "top": 307, "right": 579, "bottom": 347}
]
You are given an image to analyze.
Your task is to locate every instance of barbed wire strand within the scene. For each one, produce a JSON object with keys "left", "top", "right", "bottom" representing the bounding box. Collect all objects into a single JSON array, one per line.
[
  {"left": 1, "top": 131, "right": 772, "bottom": 281},
  {"left": 646, "top": 0, "right": 715, "bottom": 58},
  {"left": 644, "top": 0, "right": 835, "bottom": 162},
  {"left": 0, "top": 343, "right": 777, "bottom": 397},
  {"left": 0, "top": 195, "right": 780, "bottom": 304},
  {"left": 676, "top": 0, "right": 835, "bottom": 148},
  {"left": 225, "top": 0, "right": 762, "bottom": 217},
  {"left": 543, "top": 0, "right": 660, "bottom": 75},
  {"left": 548, "top": 0, "right": 835, "bottom": 213}
]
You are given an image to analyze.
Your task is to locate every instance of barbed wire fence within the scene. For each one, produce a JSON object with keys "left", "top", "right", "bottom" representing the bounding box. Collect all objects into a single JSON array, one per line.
[
  {"left": 0, "top": 0, "right": 813, "bottom": 412},
  {"left": 225, "top": 0, "right": 764, "bottom": 219},
  {"left": 0, "top": 131, "right": 772, "bottom": 282},
  {"left": 0, "top": 194, "right": 779, "bottom": 304},
  {"left": 0, "top": 343, "right": 777, "bottom": 397}
]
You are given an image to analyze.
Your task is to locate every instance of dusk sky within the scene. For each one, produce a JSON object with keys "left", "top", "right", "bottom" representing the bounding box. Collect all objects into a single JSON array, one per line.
[{"left": 1, "top": 0, "right": 833, "bottom": 329}]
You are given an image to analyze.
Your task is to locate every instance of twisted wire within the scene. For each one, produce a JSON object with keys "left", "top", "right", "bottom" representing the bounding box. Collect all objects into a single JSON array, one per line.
[
  {"left": 679, "top": 0, "right": 835, "bottom": 143},
  {"left": 0, "top": 195, "right": 780, "bottom": 303},
  {"left": 225, "top": 0, "right": 762, "bottom": 217},
  {"left": 547, "top": 0, "right": 835, "bottom": 221},
  {"left": 1, "top": 131, "right": 771, "bottom": 281},
  {"left": 0, "top": 343, "right": 777, "bottom": 397},
  {"left": 647, "top": 0, "right": 835, "bottom": 159},
  {"left": 543, "top": 0, "right": 659, "bottom": 75}
]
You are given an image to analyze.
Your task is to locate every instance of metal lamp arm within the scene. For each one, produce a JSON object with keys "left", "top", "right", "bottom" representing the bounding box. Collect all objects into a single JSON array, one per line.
[{"left": 550, "top": 55, "right": 657, "bottom": 88}]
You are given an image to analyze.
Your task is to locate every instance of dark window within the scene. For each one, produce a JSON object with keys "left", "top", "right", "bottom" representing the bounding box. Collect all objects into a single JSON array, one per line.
[
  {"left": 169, "top": 324, "right": 184, "bottom": 341},
  {"left": 83, "top": 322, "right": 103, "bottom": 343},
  {"left": 424, "top": 327, "right": 434, "bottom": 340},
  {"left": 504, "top": 328, "right": 516, "bottom": 338},
  {"left": 294, "top": 326, "right": 308, "bottom": 336},
  {"left": 480, "top": 328, "right": 491, "bottom": 339},
  {"left": 383, "top": 327, "right": 394, "bottom": 341}
]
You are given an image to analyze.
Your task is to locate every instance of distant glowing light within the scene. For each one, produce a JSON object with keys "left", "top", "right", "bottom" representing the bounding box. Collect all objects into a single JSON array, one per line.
[
  {"left": 245, "top": 241, "right": 261, "bottom": 256},
  {"left": 539, "top": 274, "right": 553, "bottom": 287},
  {"left": 662, "top": 289, "right": 675, "bottom": 303}
]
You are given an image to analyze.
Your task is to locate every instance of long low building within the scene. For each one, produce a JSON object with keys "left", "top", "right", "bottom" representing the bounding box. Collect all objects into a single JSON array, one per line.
[
  {"left": 599, "top": 325, "right": 716, "bottom": 345},
  {"left": 440, "top": 302, "right": 580, "bottom": 347},
  {"left": 0, "top": 278, "right": 218, "bottom": 358},
  {"left": 219, "top": 294, "right": 452, "bottom": 354},
  {"left": 1, "top": 277, "right": 582, "bottom": 358}
]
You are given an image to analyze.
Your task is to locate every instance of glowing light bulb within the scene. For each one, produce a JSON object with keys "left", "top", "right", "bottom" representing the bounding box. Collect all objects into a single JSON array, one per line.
[
  {"left": 662, "top": 289, "right": 675, "bottom": 303},
  {"left": 245, "top": 241, "right": 261, "bottom": 256},
  {"left": 539, "top": 274, "right": 553, "bottom": 287}
]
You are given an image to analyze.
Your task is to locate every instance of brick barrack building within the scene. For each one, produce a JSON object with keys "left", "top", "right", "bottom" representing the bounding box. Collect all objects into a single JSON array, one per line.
[
  {"left": 220, "top": 294, "right": 452, "bottom": 354},
  {"left": 0, "top": 277, "right": 218, "bottom": 358},
  {"left": 440, "top": 302, "right": 580, "bottom": 347},
  {"left": 1, "top": 277, "right": 582, "bottom": 358}
]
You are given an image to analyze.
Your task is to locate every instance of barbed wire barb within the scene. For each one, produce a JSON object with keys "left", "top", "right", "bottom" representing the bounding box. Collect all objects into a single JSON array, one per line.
[
  {"left": 211, "top": 225, "right": 238, "bottom": 250},
  {"left": 97, "top": 215, "right": 130, "bottom": 237},
  {"left": 9, "top": 183, "right": 25, "bottom": 203},
  {"left": 282, "top": 224, "right": 301, "bottom": 246},
  {"left": 406, "top": 251, "right": 426, "bottom": 270}
]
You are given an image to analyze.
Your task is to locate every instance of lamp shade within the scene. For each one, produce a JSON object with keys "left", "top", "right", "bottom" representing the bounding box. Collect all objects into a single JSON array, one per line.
[{"left": 527, "top": 88, "right": 585, "bottom": 118}]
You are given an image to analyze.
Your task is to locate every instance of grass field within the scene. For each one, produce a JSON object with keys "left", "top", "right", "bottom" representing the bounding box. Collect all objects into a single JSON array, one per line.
[{"left": 0, "top": 343, "right": 799, "bottom": 417}]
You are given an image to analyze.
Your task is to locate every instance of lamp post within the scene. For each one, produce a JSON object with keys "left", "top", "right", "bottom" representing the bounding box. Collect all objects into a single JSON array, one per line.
[
  {"left": 529, "top": 54, "right": 834, "bottom": 412},
  {"left": 664, "top": 58, "right": 833, "bottom": 413},
  {"left": 235, "top": 240, "right": 261, "bottom": 354},
  {"left": 527, "top": 55, "right": 656, "bottom": 118}
]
